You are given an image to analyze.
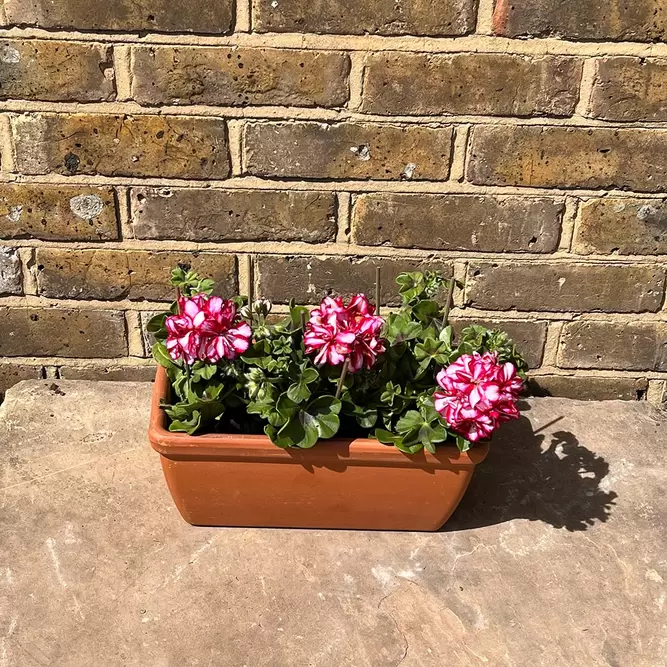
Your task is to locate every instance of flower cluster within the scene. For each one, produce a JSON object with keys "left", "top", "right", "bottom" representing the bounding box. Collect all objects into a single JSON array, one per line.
[
  {"left": 166, "top": 294, "right": 252, "bottom": 364},
  {"left": 434, "top": 352, "right": 523, "bottom": 442},
  {"left": 304, "top": 295, "right": 386, "bottom": 373}
]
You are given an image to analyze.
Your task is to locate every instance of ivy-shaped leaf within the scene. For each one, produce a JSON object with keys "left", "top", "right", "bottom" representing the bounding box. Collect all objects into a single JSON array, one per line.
[
  {"left": 152, "top": 341, "right": 177, "bottom": 370},
  {"left": 395, "top": 409, "right": 448, "bottom": 454},
  {"left": 439, "top": 325, "right": 454, "bottom": 346},
  {"left": 146, "top": 312, "right": 168, "bottom": 341},
  {"left": 385, "top": 313, "right": 423, "bottom": 345},
  {"left": 414, "top": 336, "right": 451, "bottom": 374},
  {"left": 456, "top": 436, "right": 472, "bottom": 453},
  {"left": 353, "top": 405, "right": 378, "bottom": 429},
  {"left": 380, "top": 381, "right": 401, "bottom": 406},
  {"left": 169, "top": 411, "right": 202, "bottom": 435},
  {"left": 272, "top": 396, "right": 342, "bottom": 448},
  {"left": 396, "top": 272, "right": 426, "bottom": 304},
  {"left": 287, "top": 380, "right": 311, "bottom": 403},
  {"left": 241, "top": 340, "right": 272, "bottom": 368},
  {"left": 412, "top": 299, "right": 441, "bottom": 323},
  {"left": 275, "top": 414, "right": 319, "bottom": 449}
]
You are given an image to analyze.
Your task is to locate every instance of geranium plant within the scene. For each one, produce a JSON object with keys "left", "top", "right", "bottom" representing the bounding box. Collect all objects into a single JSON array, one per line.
[{"left": 149, "top": 267, "right": 527, "bottom": 453}]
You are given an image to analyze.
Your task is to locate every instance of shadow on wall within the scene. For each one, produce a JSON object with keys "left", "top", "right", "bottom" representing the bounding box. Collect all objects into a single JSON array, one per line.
[{"left": 445, "top": 406, "right": 617, "bottom": 533}]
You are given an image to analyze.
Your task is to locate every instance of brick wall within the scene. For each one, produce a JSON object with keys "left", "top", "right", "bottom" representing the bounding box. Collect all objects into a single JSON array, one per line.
[{"left": 1, "top": 0, "right": 666, "bottom": 404}]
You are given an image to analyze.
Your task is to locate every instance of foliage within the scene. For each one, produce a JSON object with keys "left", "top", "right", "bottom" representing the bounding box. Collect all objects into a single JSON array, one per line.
[{"left": 150, "top": 268, "right": 527, "bottom": 453}]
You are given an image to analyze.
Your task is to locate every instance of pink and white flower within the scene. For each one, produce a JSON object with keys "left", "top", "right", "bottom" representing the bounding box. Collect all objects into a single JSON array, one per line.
[
  {"left": 165, "top": 294, "right": 208, "bottom": 364},
  {"left": 198, "top": 296, "right": 252, "bottom": 363},
  {"left": 434, "top": 352, "right": 523, "bottom": 443},
  {"left": 165, "top": 294, "right": 252, "bottom": 364},
  {"left": 304, "top": 294, "right": 386, "bottom": 373}
]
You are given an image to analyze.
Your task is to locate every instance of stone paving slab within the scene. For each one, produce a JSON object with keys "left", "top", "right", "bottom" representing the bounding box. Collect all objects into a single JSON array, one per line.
[{"left": 1, "top": 380, "right": 666, "bottom": 667}]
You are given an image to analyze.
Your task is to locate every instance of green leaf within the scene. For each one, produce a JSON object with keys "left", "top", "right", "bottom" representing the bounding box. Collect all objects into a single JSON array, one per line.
[
  {"left": 456, "top": 436, "right": 472, "bottom": 453},
  {"left": 198, "top": 278, "right": 215, "bottom": 295},
  {"left": 287, "top": 380, "right": 311, "bottom": 403},
  {"left": 276, "top": 414, "right": 319, "bottom": 449},
  {"left": 264, "top": 424, "right": 278, "bottom": 443},
  {"left": 374, "top": 428, "right": 399, "bottom": 444},
  {"left": 172, "top": 372, "right": 188, "bottom": 400},
  {"left": 380, "top": 381, "right": 401, "bottom": 406},
  {"left": 191, "top": 363, "right": 217, "bottom": 383},
  {"left": 306, "top": 395, "right": 342, "bottom": 439},
  {"left": 439, "top": 325, "right": 454, "bottom": 346},
  {"left": 170, "top": 266, "right": 186, "bottom": 286},
  {"left": 168, "top": 410, "right": 202, "bottom": 435},
  {"left": 146, "top": 312, "right": 168, "bottom": 341},
  {"left": 273, "top": 396, "right": 343, "bottom": 447},
  {"left": 241, "top": 340, "right": 271, "bottom": 368},
  {"left": 420, "top": 423, "right": 448, "bottom": 447},
  {"left": 276, "top": 393, "right": 300, "bottom": 420},
  {"left": 268, "top": 409, "right": 287, "bottom": 428},
  {"left": 354, "top": 406, "right": 378, "bottom": 429},
  {"left": 395, "top": 410, "right": 424, "bottom": 434},
  {"left": 414, "top": 337, "right": 450, "bottom": 364},
  {"left": 394, "top": 436, "right": 424, "bottom": 455},
  {"left": 413, "top": 299, "right": 441, "bottom": 323},
  {"left": 301, "top": 367, "right": 319, "bottom": 384},
  {"left": 386, "top": 313, "right": 423, "bottom": 345},
  {"left": 395, "top": 272, "right": 426, "bottom": 304},
  {"left": 152, "top": 342, "right": 177, "bottom": 370},
  {"left": 423, "top": 271, "right": 447, "bottom": 299},
  {"left": 423, "top": 440, "right": 437, "bottom": 454},
  {"left": 289, "top": 303, "right": 310, "bottom": 330},
  {"left": 394, "top": 407, "right": 449, "bottom": 452},
  {"left": 419, "top": 400, "right": 441, "bottom": 423},
  {"left": 247, "top": 401, "right": 273, "bottom": 419}
]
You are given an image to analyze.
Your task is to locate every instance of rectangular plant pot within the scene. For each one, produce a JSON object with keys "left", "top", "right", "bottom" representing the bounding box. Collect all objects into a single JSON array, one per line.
[{"left": 149, "top": 366, "right": 489, "bottom": 531}]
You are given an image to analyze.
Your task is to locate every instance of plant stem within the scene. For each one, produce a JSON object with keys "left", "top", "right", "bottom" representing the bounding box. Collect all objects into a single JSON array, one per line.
[
  {"left": 246, "top": 255, "right": 254, "bottom": 304},
  {"left": 375, "top": 267, "right": 381, "bottom": 316},
  {"left": 300, "top": 309, "right": 307, "bottom": 332},
  {"left": 442, "top": 278, "right": 456, "bottom": 329},
  {"left": 335, "top": 358, "right": 350, "bottom": 400}
]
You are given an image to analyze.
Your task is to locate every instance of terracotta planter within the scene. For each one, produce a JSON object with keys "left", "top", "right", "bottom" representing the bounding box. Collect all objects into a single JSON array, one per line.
[{"left": 149, "top": 367, "right": 489, "bottom": 531}]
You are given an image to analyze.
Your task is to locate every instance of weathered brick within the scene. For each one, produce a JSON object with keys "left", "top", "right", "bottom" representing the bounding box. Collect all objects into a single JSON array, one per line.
[
  {"left": 253, "top": 0, "right": 477, "bottom": 36},
  {"left": 132, "top": 46, "right": 350, "bottom": 108},
  {"left": 468, "top": 125, "right": 667, "bottom": 192},
  {"left": 35, "top": 250, "right": 237, "bottom": 301},
  {"left": 245, "top": 122, "right": 453, "bottom": 180},
  {"left": 528, "top": 375, "right": 649, "bottom": 401},
  {"left": 560, "top": 321, "right": 667, "bottom": 371},
  {"left": 256, "top": 256, "right": 452, "bottom": 305},
  {"left": 361, "top": 53, "right": 581, "bottom": 117},
  {"left": 12, "top": 114, "right": 230, "bottom": 179},
  {"left": 0, "top": 308, "right": 127, "bottom": 358},
  {"left": 0, "top": 184, "right": 118, "bottom": 241},
  {"left": 452, "top": 318, "right": 547, "bottom": 368},
  {"left": 0, "top": 40, "right": 114, "bottom": 102},
  {"left": 4, "top": 0, "right": 233, "bottom": 34},
  {"left": 131, "top": 188, "right": 337, "bottom": 243},
  {"left": 588, "top": 57, "right": 667, "bottom": 122},
  {"left": 58, "top": 364, "right": 156, "bottom": 382},
  {"left": 139, "top": 311, "right": 162, "bottom": 358},
  {"left": 493, "top": 0, "right": 667, "bottom": 42},
  {"left": 0, "top": 247, "right": 22, "bottom": 295},
  {"left": 0, "top": 364, "right": 43, "bottom": 400},
  {"left": 466, "top": 262, "right": 666, "bottom": 313},
  {"left": 352, "top": 194, "right": 562, "bottom": 253},
  {"left": 574, "top": 198, "right": 667, "bottom": 255}
]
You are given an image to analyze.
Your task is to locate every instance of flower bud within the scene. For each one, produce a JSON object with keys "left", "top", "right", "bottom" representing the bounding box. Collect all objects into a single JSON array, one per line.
[{"left": 253, "top": 298, "right": 273, "bottom": 317}]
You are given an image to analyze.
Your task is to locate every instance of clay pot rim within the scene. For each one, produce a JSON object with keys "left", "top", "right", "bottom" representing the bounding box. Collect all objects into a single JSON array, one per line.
[{"left": 149, "top": 366, "right": 489, "bottom": 468}]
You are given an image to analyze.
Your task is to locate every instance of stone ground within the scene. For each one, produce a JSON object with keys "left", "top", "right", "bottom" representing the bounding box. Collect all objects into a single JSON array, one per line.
[{"left": 1, "top": 380, "right": 666, "bottom": 667}]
